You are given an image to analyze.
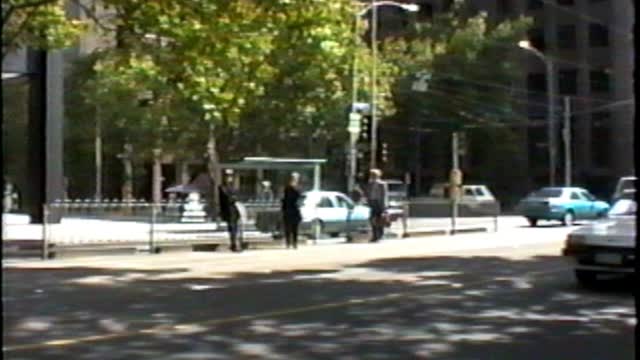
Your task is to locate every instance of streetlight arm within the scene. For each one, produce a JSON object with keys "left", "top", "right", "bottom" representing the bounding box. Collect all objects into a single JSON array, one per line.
[{"left": 357, "top": 1, "right": 419, "bottom": 16}]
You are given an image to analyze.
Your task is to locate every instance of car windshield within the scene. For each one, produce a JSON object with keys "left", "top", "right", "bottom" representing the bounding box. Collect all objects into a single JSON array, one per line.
[
  {"left": 530, "top": 188, "right": 563, "bottom": 198},
  {"left": 608, "top": 199, "right": 636, "bottom": 216}
]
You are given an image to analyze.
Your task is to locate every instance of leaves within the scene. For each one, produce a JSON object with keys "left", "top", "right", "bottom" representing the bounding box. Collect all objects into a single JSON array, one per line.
[{"left": 2, "top": 0, "right": 87, "bottom": 59}]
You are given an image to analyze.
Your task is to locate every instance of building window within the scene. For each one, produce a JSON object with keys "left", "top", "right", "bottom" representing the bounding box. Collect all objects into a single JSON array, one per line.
[
  {"left": 527, "top": 0, "right": 543, "bottom": 10},
  {"left": 591, "top": 112, "right": 611, "bottom": 167},
  {"left": 557, "top": 0, "right": 574, "bottom": 5},
  {"left": 589, "top": 23, "right": 609, "bottom": 47},
  {"left": 527, "top": 72, "right": 546, "bottom": 93},
  {"left": 528, "top": 27, "right": 545, "bottom": 51},
  {"left": 590, "top": 70, "right": 610, "bottom": 93},
  {"left": 557, "top": 24, "right": 576, "bottom": 49},
  {"left": 558, "top": 69, "right": 578, "bottom": 95}
]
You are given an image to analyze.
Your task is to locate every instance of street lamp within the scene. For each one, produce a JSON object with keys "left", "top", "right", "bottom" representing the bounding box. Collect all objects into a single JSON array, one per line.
[
  {"left": 357, "top": 1, "right": 419, "bottom": 171},
  {"left": 518, "top": 40, "right": 557, "bottom": 186},
  {"left": 348, "top": 1, "right": 418, "bottom": 190}
]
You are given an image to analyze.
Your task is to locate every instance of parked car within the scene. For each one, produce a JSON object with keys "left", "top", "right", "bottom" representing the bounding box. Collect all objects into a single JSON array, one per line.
[
  {"left": 612, "top": 176, "right": 636, "bottom": 202},
  {"left": 299, "top": 191, "right": 370, "bottom": 239},
  {"left": 516, "top": 187, "right": 610, "bottom": 227},
  {"left": 562, "top": 193, "right": 636, "bottom": 286},
  {"left": 428, "top": 183, "right": 496, "bottom": 202}
]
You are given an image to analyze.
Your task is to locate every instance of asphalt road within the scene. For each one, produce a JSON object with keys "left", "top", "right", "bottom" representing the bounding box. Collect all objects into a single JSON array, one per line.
[{"left": 2, "top": 225, "right": 636, "bottom": 359}]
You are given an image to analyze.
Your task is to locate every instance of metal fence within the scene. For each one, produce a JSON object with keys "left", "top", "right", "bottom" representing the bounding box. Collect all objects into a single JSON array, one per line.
[{"left": 40, "top": 199, "right": 278, "bottom": 259}]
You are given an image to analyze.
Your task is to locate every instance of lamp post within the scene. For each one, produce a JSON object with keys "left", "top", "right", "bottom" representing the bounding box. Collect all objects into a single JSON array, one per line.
[
  {"left": 518, "top": 40, "right": 556, "bottom": 186},
  {"left": 347, "top": 111, "right": 362, "bottom": 193},
  {"left": 355, "top": 1, "right": 419, "bottom": 170}
]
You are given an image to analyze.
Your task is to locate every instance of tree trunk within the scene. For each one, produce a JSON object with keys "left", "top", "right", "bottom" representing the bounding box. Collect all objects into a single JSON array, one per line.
[
  {"left": 152, "top": 148, "right": 163, "bottom": 204},
  {"left": 206, "top": 124, "right": 221, "bottom": 221},
  {"left": 120, "top": 143, "right": 134, "bottom": 202}
]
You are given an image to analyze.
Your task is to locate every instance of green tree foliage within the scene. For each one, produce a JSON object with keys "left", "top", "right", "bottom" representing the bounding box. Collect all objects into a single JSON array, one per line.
[
  {"left": 385, "top": 0, "right": 533, "bottom": 131},
  {"left": 2, "top": 0, "right": 87, "bottom": 60}
]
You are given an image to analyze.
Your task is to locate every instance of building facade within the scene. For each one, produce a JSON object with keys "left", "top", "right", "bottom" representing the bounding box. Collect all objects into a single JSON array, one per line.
[{"left": 388, "top": 0, "right": 633, "bottom": 200}]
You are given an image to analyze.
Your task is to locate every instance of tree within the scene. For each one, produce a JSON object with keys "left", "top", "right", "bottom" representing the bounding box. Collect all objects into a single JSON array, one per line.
[
  {"left": 377, "top": 0, "right": 533, "bottom": 194},
  {"left": 2, "top": 0, "right": 87, "bottom": 60}
]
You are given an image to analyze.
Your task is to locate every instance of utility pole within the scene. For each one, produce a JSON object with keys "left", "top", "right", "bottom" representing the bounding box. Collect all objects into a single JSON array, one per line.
[
  {"left": 450, "top": 131, "right": 461, "bottom": 234},
  {"left": 563, "top": 96, "right": 572, "bottom": 186},
  {"left": 547, "top": 60, "right": 556, "bottom": 187},
  {"left": 369, "top": 0, "right": 378, "bottom": 170},
  {"left": 95, "top": 105, "right": 102, "bottom": 200}
]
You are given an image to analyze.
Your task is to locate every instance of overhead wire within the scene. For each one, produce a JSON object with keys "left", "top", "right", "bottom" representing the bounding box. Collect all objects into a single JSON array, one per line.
[{"left": 537, "top": 0, "right": 633, "bottom": 40}]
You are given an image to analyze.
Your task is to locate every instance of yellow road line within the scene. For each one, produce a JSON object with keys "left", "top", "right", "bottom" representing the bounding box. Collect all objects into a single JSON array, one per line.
[{"left": 3, "top": 267, "right": 567, "bottom": 352}]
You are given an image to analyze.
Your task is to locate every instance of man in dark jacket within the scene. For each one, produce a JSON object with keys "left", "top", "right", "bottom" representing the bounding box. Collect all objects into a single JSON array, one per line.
[
  {"left": 219, "top": 169, "right": 242, "bottom": 252},
  {"left": 366, "top": 169, "right": 388, "bottom": 242}
]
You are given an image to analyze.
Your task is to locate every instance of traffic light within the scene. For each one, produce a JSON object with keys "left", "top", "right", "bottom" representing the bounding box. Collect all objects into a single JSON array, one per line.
[
  {"left": 381, "top": 142, "right": 389, "bottom": 163},
  {"left": 359, "top": 115, "right": 371, "bottom": 142}
]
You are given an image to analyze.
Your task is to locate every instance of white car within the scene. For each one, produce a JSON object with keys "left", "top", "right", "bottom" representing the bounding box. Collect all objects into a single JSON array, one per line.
[
  {"left": 428, "top": 183, "right": 496, "bottom": 202},
  {"left": 562, "top": 195, "right": 636, "bottom": 286},
  {"left": 299, "top": 191, "right": 371, "bottom": 239}
]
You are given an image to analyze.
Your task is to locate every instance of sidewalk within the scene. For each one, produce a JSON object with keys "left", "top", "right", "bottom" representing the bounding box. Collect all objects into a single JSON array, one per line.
[{"left": 2, "top": 215, "right": 527, "bottom": 258}]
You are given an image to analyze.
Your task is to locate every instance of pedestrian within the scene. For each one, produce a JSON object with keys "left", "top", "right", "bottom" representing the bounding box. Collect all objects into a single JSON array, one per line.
[
  {"left": 219, "top": 169, "right": 243, "bottom": 252},
  {"left": 366, "top": 169, "right": 388, "bottom": 242},
  {"left": 258, "top": 180, "right": 274, "bottom": 203},
  {"left": 281, "top": 172, "right": 302, "bottom": 249}
]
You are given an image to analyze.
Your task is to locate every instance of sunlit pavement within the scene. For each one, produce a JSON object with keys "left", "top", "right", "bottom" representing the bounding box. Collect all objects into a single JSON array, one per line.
[{"left": 2, "top": 225, "right": 635, "bottom": 359}]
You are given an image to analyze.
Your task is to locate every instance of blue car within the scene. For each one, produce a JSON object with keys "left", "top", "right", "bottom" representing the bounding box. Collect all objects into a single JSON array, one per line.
[{"left": 517, "top": 187, "right": 610, "bottom": 227}]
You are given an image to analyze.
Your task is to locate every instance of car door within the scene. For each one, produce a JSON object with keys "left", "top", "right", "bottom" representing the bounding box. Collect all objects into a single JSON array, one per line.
[
  {"left": 580, "top": 190, "right": 600, "bottom": 218},
  {"left": 334, "top": 194, "right": 355, "bottom": 232},
  {"left": 315, "top": 195, "right": 338, "bottom": 232},
  {"left": 569, "top": 190, "right": 590, "bottom": 219}
]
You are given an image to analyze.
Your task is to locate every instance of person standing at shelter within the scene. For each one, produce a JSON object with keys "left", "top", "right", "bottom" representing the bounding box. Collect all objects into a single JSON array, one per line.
[
  {"left": 282, "top": 172, "right": 302, "bottom": 249},
  {"left": 219, "top": 169, "right": 243, "bottom": 252},
  {"left": 366, "top": 169, "right": 388, "bottom": 242}
]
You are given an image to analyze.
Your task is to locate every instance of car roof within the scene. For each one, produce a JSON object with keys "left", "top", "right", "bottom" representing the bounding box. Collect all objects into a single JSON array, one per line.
[
  {"left": 303, "top": 191, "right": 344, "bottom": 197},
  {"left": 538, "top": 187, "right": 586, "bottom": 191}
]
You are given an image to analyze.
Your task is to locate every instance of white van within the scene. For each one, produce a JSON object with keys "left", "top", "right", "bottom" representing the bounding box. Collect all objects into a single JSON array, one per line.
[{"left": 612, "top": 176, "right": 636, "bottom": 201}]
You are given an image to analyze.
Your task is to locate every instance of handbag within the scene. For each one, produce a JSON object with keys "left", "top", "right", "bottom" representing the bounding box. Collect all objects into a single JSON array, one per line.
[{"left": 379, "top": 211, "right": 392, "bottom": 228}]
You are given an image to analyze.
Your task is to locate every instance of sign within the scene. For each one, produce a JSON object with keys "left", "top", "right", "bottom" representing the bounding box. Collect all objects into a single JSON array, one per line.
[
  {"left": 449, "top": 169, "right": 463, "bottom": 186},
  {"left": 347, "top": 112, "right": 362, "bottom": 134}
]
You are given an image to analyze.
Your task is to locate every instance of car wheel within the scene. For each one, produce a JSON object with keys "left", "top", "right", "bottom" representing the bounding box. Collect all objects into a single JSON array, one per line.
[
  {"left": 527, "top": 218, "right": 538, "bottom": 227},
  {"left": 310, "top": 219, "right": 324, "bottom": 240},
  {"left": 329, "top": 232, "right": 340, "bottom": 238},
  {"left": 596, "top": 211, "right": 607, "bottom": 219},
  {"left": 575, "top": 270, "right": 598, "bottom": 287},
  {"left": 562, "top": 211, "right": 575, "bottom": 226}
]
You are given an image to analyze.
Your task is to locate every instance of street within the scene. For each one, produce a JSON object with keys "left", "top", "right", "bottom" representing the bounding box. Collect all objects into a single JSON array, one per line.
[{"left": 2, "top": 225, "right": 635, "bottom": 359}]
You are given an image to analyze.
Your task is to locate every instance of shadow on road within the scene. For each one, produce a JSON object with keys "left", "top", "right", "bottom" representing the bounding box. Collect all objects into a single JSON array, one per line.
[{"left": 3, "top": 253, "right": 635, "bottom": 359}]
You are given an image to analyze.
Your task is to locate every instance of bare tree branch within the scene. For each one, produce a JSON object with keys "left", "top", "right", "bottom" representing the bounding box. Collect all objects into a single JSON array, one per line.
[{"left": 68, "top": 0, "right": 117, "bottom": 32}]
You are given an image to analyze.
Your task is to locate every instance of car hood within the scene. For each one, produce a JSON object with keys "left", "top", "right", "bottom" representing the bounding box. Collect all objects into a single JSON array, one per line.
[{"left": 570, "top": 216, "right": 636, "bottom": 247}]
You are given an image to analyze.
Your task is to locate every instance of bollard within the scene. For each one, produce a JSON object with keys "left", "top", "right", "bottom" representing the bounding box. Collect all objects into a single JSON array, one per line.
[
  {"left": 149, "top": 203, "right": 157, "bottom": 254},
  {"left": 42, "top": 204, "right": 49, "bottom": 260}
]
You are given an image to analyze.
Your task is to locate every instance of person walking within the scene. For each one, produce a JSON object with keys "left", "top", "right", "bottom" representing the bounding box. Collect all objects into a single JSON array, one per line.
[
  {"left": 366, "top": 169, "right": 388, "bottom": 242},
  {"left": 282, "top": 172, "right": 302, "bottom": 249},
  {"left": 219, "top": 169, "right": 243, "bottom": 252}
]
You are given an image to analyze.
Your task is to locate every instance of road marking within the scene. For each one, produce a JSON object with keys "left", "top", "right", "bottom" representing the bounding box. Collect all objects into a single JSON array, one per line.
[{"left": 3, "top": 267, "right": 569, "bottom": 352}]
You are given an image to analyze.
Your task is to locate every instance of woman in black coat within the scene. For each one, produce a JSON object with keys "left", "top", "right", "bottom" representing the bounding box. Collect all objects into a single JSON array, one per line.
[{"left": 281, "top": 172, "right": 302, "bottom": 249}]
